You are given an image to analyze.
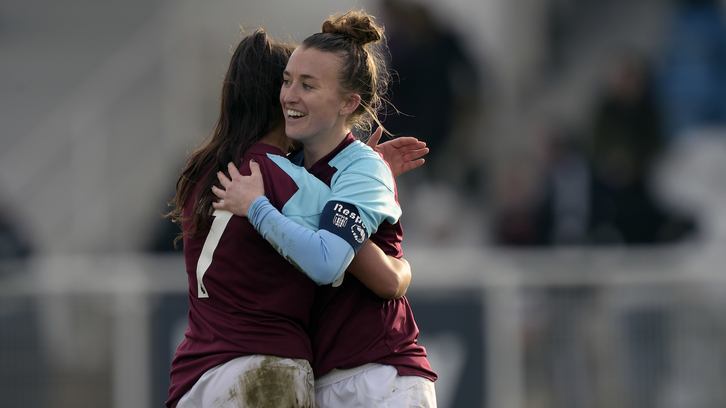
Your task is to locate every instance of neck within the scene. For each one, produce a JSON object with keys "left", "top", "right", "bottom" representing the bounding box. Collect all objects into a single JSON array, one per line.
[
  {"left": 302, "top": 130, "right": 349, "bottom": 169},
  {"left": 260, "top": 124, "right": 291, "bottom": 153}
]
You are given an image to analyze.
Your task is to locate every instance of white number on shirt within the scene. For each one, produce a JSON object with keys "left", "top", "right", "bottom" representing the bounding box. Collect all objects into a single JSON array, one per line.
[{"left": 196, "top": 209, "right": 233, "bottom": 298}]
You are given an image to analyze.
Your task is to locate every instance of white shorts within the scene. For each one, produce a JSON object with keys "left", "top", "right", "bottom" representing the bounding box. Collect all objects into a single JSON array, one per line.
[
  {"left": 177, "top": 354, "right": 315, "bottom": 408},
  {"left": 315, "top": 363, "right": 437, "bottom": 408}
]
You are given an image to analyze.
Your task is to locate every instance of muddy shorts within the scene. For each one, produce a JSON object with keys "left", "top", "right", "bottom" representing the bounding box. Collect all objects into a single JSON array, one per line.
[
  {"left": 177, "top": 354, "right": 315, "bottom": 408},
  {"left": 315, "top": 363, "right": 437, "bottom": 408}
]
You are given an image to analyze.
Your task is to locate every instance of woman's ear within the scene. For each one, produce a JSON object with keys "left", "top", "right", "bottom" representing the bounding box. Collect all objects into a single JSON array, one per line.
[{"left": 340, "top": 93, "right": 361, "bottom": 116}]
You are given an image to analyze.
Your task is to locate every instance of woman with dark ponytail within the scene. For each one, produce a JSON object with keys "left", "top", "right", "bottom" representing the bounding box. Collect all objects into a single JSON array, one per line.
[
  {"left": 166, "top": 28, "right": 426, "bottom": 408},
  {"left": 214, "top": 10, "right": 438, "bottom": 407}
]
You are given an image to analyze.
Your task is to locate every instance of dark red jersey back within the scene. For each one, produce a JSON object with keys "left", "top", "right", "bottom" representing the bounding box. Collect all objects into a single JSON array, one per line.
[{"left": 166, "top": 143, "right": 317, "bottom": 408}]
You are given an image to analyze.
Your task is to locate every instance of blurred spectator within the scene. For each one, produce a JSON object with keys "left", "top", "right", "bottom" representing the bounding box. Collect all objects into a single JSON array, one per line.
[
  {"left": 0, "top": 198, "right": 33, "bottom": 260},
  {"left": 491, "top": 152, "right": 541, "bottom": 246},
  {"left": 591, "top": 51, "right": 663, "bottom": 195},
  {"left": 145, "top": 189, "right": 183, "bottom": 253},
  {"left": 493, "top": 110, "right": 694, "bottom": 247},
  {"left": 589, "top": 52, "right": 696, "bottom": 244},
  {"left": 493, "top": 121, "right": 616, "bottom": 246},
  {"left": 655, "top": 0, "right": 726, "bottom": 141},
  {"left": 0, "top": 195, "right": 43, "bottom": 408},
  {"left": 379, "top": 0, "right": 484, "bottom": 191},
  {"left": 587, "top": 52, "right": 668, "bottom": 244},
  {"left": 532, "top": 123, "right": 617, "bottom": 246}
]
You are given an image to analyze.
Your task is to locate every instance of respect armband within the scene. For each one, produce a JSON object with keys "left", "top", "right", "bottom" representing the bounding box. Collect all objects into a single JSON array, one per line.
[{"left": 319, "top": 201, "right": 368, "bottom": 253}]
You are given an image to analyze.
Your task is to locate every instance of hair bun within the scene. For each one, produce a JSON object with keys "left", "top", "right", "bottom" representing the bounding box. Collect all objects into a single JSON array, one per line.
[{"left": 321, "top": 11, "right": 383, "bottom": 46}]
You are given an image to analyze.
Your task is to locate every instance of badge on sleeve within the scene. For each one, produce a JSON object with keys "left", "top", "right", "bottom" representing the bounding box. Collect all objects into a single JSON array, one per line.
[{"left": 320, "top": 201, "right": 368, "bottom": 252}]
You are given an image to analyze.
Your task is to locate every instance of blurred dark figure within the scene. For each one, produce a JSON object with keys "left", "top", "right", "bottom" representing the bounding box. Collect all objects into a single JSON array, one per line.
[
  {"left": 0, "top": 197, "right": 44, "bottom": 407},
  {"left": 380, "top": 0, "right": 483, "bottom": 187},
  {"left": 591, "top": 51, "right": 663, "bottom": 196},
  {"left": 0, "top": 199, "right": 33, "bottom": 261},
  {"left": 590, "top": 52, "right": 696, "bottom": 244},
  {"left": 493, "top": 120, "right": 616, "bottom": 246},
  {"left": 531, "top": 123, "right": 617, "bottom": 246},
  {"left": 656, "top": 0, "right": 726, "bottom": 140},
  {"left": 494, "top": 111, "right": 693, "bottom": 247},
  {"left": 491, "top": 154, "right": 540, "bottom": 246},
  {"left": 588, "top": 52, "right": 667, "bottom": 244},
  {"left": 146, "top": 189, "right": 183, "bottom": 253}
]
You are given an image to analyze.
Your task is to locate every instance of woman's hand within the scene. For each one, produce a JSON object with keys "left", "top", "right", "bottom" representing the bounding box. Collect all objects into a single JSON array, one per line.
[
  {"left": 367, "top": 127, "right": 429, "bottom": 178},
  {"left": 211, "top": 161, "right": 265, "bottom": 217}
]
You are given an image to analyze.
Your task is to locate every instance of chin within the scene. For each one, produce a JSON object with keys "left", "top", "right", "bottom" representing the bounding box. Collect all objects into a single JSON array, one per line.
[{"left": 285, "top": 129, "right": 309, "bottom": 143}]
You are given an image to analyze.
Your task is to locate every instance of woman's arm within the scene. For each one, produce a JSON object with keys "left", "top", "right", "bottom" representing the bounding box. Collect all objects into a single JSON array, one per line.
[
  {"left": 347, "top": 240, "right": 411, "bottom": 299},
  {"left": 212, "top": 162, "right": 410, "bottom": 296},
  {"left": 212, "top": 162, "right": 362, "bottom": 285},
  {"left": 244, "top": 195, "right": 355, "bottom": 285}
]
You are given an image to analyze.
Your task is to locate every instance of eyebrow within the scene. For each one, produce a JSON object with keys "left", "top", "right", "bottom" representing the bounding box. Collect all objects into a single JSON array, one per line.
[{"left": 283, "top": 71, "right": 318, "bottom": 81}]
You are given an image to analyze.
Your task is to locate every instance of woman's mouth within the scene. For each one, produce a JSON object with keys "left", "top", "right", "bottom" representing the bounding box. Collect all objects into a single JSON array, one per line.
[{"left": 287, "top": 109, "right": 306, "bottom": 119}]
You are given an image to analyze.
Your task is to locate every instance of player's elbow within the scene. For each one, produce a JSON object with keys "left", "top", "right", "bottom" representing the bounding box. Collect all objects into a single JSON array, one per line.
[
  {"left": 376, "top": 286, "right": 400, "bottom": 300},
  {"left": 313, "top": 266, "right": 344, "bottom": 285},
  {"left": 375, "top": 275, "right": 408, "bottom": 299},
  {"left": 305, "top": 254, "right": 350, "bottom": 285}
]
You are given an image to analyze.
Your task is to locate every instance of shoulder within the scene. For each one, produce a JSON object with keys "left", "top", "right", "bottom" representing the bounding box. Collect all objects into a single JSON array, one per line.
[
  {"left": 266, "top": 154, "right": 328, "bottom": 191},
  {"left": 329, "top": 141, "right": 393, "bottom": 185},
  {"left": 333, "top": 140, "right": 381, "bottom": 163},
  {"left": 264, "top": 153, "right": 331, "bottom": 228}
]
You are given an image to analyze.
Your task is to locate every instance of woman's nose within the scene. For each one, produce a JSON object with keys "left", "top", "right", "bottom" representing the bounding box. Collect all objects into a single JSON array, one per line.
[{"left": 281, "top": 85, "right": 298, "bottom": 103}]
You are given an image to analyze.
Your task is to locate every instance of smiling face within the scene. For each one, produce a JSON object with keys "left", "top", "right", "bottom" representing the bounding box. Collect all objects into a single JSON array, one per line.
[{"left": 280, "top": 47, "right": 360, "bottom": 152}]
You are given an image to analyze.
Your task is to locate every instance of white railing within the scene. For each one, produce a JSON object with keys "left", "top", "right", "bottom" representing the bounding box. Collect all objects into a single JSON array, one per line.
[{"left": 2, "top": 244, "right": 726, "bottom": 408}]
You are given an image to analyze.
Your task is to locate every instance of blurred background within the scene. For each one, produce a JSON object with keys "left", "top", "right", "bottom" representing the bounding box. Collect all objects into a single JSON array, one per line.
[{"left": 3, "top": 0, "right": 726, "bottom": 406}]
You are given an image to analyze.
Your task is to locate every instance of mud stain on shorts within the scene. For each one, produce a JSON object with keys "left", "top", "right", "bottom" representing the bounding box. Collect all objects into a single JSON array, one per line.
[{"left": 223, "top": 356, "right": 315, "bottom": 408}]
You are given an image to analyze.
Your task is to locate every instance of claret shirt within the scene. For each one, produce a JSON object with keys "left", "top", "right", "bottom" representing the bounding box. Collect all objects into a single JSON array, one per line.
[
  {"left": 166, "top": 143, "right": 330, "bottom": 408},
  {"left": 298, "top": 134, "right": 438, "bottom": 382}
]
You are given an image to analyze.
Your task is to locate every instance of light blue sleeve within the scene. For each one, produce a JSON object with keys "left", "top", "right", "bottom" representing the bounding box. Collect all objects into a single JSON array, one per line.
[
  {"left": 327, "top": 143, "right": 402, "bottom": 235},
  {"left": 247, "top": 196, "right": 354, "bottom": 285},
  {"left": 245, "top": 145, "right": 399, "bottom": 286}
]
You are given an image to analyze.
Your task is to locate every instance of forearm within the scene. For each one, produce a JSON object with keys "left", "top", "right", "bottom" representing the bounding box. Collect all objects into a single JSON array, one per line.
[
  {"left": 347, "top": 240, "right": 411, "bottom": 299},
  {"left": 248, "top": 196, "right": 355, "bottom": 285}
]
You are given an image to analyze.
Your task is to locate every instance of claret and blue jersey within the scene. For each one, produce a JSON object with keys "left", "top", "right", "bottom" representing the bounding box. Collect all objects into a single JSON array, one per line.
[
  {"left": 293, "top": 134, "right": 438, "bottom": 382},
  {"left": 247, "top": 136, "right": 403, "bottom": 286}
]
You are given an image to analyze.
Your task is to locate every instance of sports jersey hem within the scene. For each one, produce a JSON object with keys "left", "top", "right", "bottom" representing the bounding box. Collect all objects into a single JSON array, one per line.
[
  {"left": 314, "top": 363, "right": 381, "bottom": 388},
  {"left": 375, "top": 355, "right": 438, "bottom": 381},
  {"left": 394, "top": 366, "right": 438, "bottom": 382}
]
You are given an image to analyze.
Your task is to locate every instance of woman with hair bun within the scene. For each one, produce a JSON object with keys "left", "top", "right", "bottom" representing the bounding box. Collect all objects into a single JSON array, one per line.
[{"left": 213, "top": 10, "right": 438, "bottom": 407}]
